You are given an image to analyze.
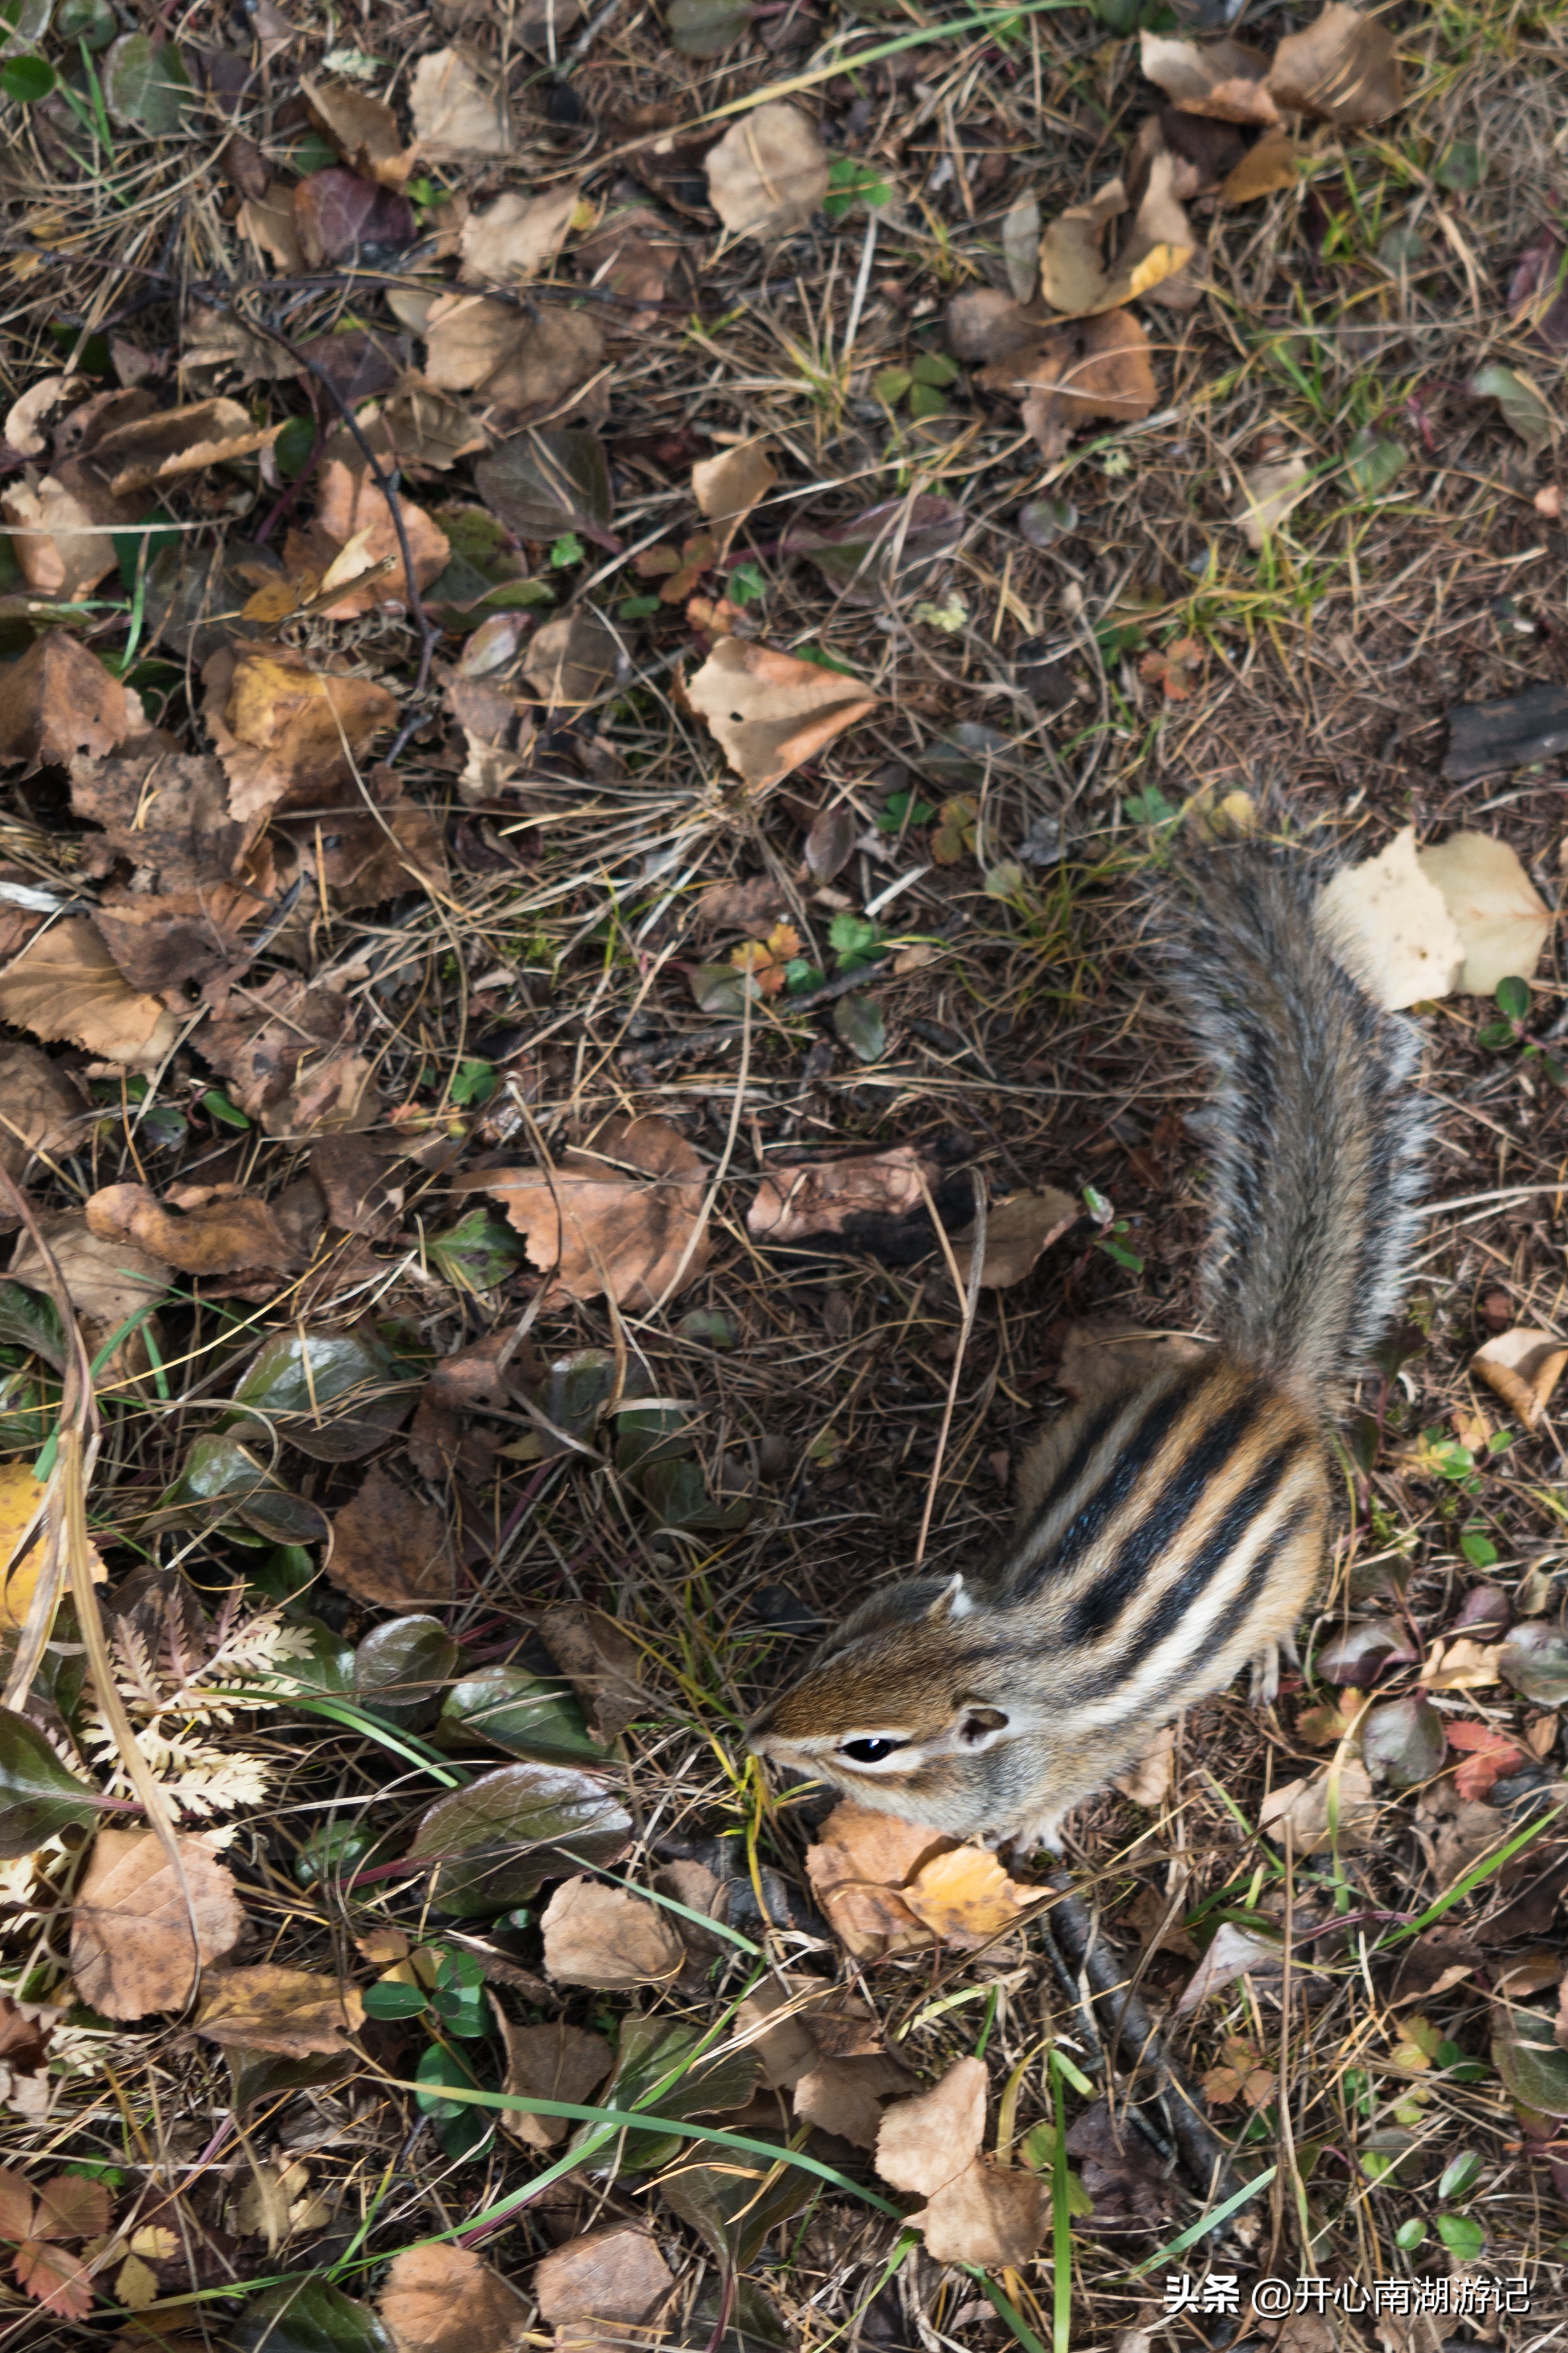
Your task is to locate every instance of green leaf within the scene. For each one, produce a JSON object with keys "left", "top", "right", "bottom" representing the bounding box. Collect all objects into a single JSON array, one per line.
[
  {"left": 225, "top": 1328, "right": 413, "bottom": 1462},
  {"left": 232, "top": 2281, "right": 393, "bottom": 2353},
  {"left": 1394, "top": 2217, "right": 1427, "bottom": 2250},
  {"left": 666, "top": 0, "right": 750, "bottom": 56},
  {"left": 822, "top": 156, "right": 894, "bottom": 222},
  {"left": 285, "top": 1616, "right": 355, "bottom": 1696},
  {"left": 1017, "top": 495, "right": 1077, "bottom": 550},
  {"left": 833, "top": 992, "right": 886, "bottom": 1064},
  {"left": 0, "top": 0, "right": 52, "bottom": 56},
  {"left": 1438, "top": 2149, "right": 1483, "bottom": 2200},
  {"left": 618, "top": 593, "right": 663, "bottom": 620},
  {"left": 449, "top": 1058, "right": 496, "bottom": 1107},
  {"left": 1470, "top": 362, "right": 1556, "bottom": 454},
  {"left": 906, "top": 382, "right": 947, "bottom": 420},
  {"left": 1498, "top": 1620, "right": 1568, "bottom": 1706},
  {"left": 1345, "top": 424, "right": 1405, "bottom": 498},
  {"left": 1459, "top": 1528, "right": 1498, "bottom": 1568},
  {"left": 273, "top": 416, "right": 317, "bottom": 481},
  {"left": 1476, "top": 1019, "right": 1517, "bottom": 1050},
  {"left": 292, "top": 1819, "right": 379, "bottom": 1888},
  {"left": 1492, "top": 2007, "right": 1568, "bottom": 2115},
  {"left": 1495, "top": 973, "right": 1531, "bottom": 1022},
  {"left": 910, "top": 351, "right": 958, "bottom": 388},
  {"left": 474, "top": 430, "right": 613, "bottom": 541},
  {"left": 103, "top": 30, "right": 194, "bottom": 134},
  {"left": 439, "top": 1664, "right": 606, "bottom": 1766},
  {"left": 1, "top": 53, "right": 53, "bottom": 99},
  {"left": 0, "top": 1707, "right": 102, "bottom": 1856},
  {"left": 536, "top": 1347, "right": 622, "bottom": 1448},
  {"left": 426, "top": 1209, "right": 527, "bottom": 1294},
  {"left": 1435, "top": 139, "right": 1484, "bottom": 191},
  {"left": 691, "top": 961, "right": 751, "bottom": 1014},
  {"left": 550, "top": 532, "right": 585, "bottom": 567},
  {"left": 406, "top": 1763, "right": 632, "bottom": 1916},
  {"left": 728, "top": 559, "right": 766, "bottom": 605},
  {"left": 361, "top": 1979, "right": 429, "bottom": 2020},
  {"left": 638, "top": 1454, "right": 750, "bottom": 1532},
  {"left": 56, "top": 0, "right": 114, "bottom": 48},
  {"left": 1361, "top": 1694, "right": 1445, "bottom": 1790},
  {"left": 355, "top": 1616, "right": 460, "bottom": 1729},
  {"left": 1436, "top": 2212, "right": 1485, "bottom": 2261},
  {"left": 873, "top": 366, "right": 912, "bottom": 405},
  {"left": 827, "top": 911, "right": 882, "bottom": 968},
  {"left": 201, "top": 1087, "right": 251, "bottom": 1129},
  {"left": 154, "top": 1433, "right": 329, "bottom": 1545},
  {"left": 0, "top": 1281, "right": 68, "bottom": 1370},
  {"left": 571, "top": 2010, "right": 761, "bottom": 2175},
  {"left": 675, "top": 1307, "right": 737, "bottom": 1347}
]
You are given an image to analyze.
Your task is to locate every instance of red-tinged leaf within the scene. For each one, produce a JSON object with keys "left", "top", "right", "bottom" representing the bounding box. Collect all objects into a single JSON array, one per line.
[
  {"left": 293, "top": 168, "right": 414, "bottom": 267},
  {"left": 0, "top": 2167, "right": 35, "bottom": 2241},
  {"left": 33, "top": 2175, "right": 110, "bottom": 2240},
  {"left": 14, "top": 2237, "right": 93, "bottom": 2318},
  {"left": 1446, "top": 1719, "right": 1526, "bottom": 1801}
]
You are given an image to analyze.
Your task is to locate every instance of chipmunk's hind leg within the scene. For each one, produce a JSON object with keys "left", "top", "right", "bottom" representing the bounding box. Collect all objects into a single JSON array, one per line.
[{"left": 1248, "top": 1626, "right": 1301, "bottom": 1707}]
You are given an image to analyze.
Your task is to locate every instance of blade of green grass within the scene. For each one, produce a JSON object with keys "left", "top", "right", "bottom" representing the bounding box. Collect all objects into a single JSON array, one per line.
[{"left": 1124, "top": 2164, "right": 1278, "bottom": 2278}]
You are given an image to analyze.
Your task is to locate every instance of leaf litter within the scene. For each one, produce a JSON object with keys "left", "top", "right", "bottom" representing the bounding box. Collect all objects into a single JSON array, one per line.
[{"left": 0, "top": 0, "right": 1562, "bottom": 2336}]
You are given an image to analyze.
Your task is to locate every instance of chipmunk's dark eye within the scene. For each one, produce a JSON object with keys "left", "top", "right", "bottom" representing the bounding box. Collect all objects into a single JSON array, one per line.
[{"left": 840, "top": 1736, "right": 906, "bottom": 1765}]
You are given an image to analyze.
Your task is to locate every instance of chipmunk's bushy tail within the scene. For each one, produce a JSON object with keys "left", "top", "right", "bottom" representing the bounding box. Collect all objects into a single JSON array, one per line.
[{"left": 1165, "top": 844, "right": 1429, "bottom": 1399}]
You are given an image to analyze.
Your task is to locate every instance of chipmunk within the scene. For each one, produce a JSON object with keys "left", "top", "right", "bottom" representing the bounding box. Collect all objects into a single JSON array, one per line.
[{"left": 747, "top": 845, "right": 1428, "bottom": 1853}]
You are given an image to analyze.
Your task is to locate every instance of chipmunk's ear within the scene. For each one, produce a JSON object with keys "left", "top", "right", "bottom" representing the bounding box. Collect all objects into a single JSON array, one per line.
[{"left": 925, "top": 1573, "right": 974, "bottom": 1624}]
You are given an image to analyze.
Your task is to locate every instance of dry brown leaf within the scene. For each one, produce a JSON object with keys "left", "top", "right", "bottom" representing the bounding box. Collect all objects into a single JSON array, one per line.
[
  {"left": 381, "top": 2244, "right": 531, "bottom": 2353},
  {"left": 685, "top": 636, "right": 876, "bottom": 793},
  {"left": 0, "top": 1043, "right": 83, "bottom": 1181},
  {"left": 980, "top": 310, "right": 1157, "bottom": 464},
  {"left": 423, "top": 292, "right": 605, "bottom": 417},
  {"left": 534, "top": 2227, "right": 674, "bottom": 2331},
  {"left": 9, "top": 1212, "right": 166, "bottom": 1351},
  {"left": 84, "top": 1183, "right": 297, "bottom": 1284},
  {"left": 91, "top": 877, "right": 271, "bottom": 995},
  {"left": 301, "top": 457, "right": 450, "bottom": 619},
  {"left": 1037, "top": 169, "right": 1194, "bottom": 317},
  {"left": 902, "top": 1847, "right": 1041, "bottom": 1948},
  {"left": 460, "top": 184, "right": 578, "bottom": 284},
  {"left": 1174, "top": 1920, "right": 1283, "bottom": 2013},
  {"left": 202, "top": 642, "right": 398, "bottom": 824},
  {"left": 574, "top": 204, "right": 683, "bottom": 315},
  {"left": 200, "top": 969, "right": 380, "bottom": 1136},
  {"left": 496, "top": 2017, "right": 612, "bottom": 2150},
  {"left": 70, "top": 751, "right": 247, "bottom": 891},
  {"left": 875, "top": 2055, "right": 985, "bottom": 2195},
  {"left": 1111, "top": 1722, "right": 1176, "bottom": 1807},
  {"left": 375, "top": 377, "right": 488, "bottom": 472},
  {"left": 953, "top": 1187, "right": 1078, "bottom": 1290},
  {"left": 1266, "top": 1, "right": 1402, "bottom": 127},
  {"left": 70, "top": 1831, "right": 243, "bottom": 2020},
  {"left": 0, "top": 462, "right": 144, "bottom": 600},
  {"left": 89, "top": 399, "right": 283, "bottom": 497},
  {"left": 794, "top": 2053, "right": 916, "bottom": 2149},
  {"left": 1140, "top": 29, "right": 1279, "bottom": 123},
  {"left": 1258, "top": 1760, "right": 1380, "bottom": 1855},
  {"left": 302, "top": 76, "right": 407, "bottom": 183},
  {"left": 748, "top": 1146, "right": 933, "bottom": 1243},
  {"left": 0, "top": 919, "right": 181, "bottom": 1068},
  {"left": 912, "top": 2157, "right": 1046, "bottom": 2267},
  {"left": 328, "top": 1464, "right": 455, "bottom": 1606},
  {"left": 1221, "top": 129, "right": 1304, "bottom": 204},
  {"left": 195, "top": 1965, "right": 364, "bottom": 2056},
  {"left": 409, "top": 48, "right": 512, "bottom": 161},
  {"left": 539, "top": 1876, "right": 686, "bottom": 1989},
  {"left": 705, "top": 102, "right": 828, "bottom": 240},
  {"left": 804, "top": 1799, "right": 951, "bottom": 1961},
  {"left": 539, "top": 1603, "right": 645, "bottom": 1743},
  {"left": 240, "top": 186, "right": 308, "bottom": 274},
  {"left": 1235, "top": 453, "right": 1313, "bottom": 549},
  {"left": 4, "top": 374, "right": 86, "bottom": 458},
  {"left": 1472, "top": 1328, "right": 1568, "bottom": 1431},
  {"left": 457, "top": 1113, "right": 709, "bottom": 1310},
  {"left": 521, "top": 611, "right": 624, "bottom": 708},
  {"left": 1414, "top": 832, "right": 1553, "bottom": 992},
  {"left": 0, "top": 632, "right": 133, "bottom": 767},
  {"left": 1314, "top": 825, "right": 1464, "bottom": 1010},
  {"left": 692, "top": 438, "right": 778, "bottom": 558},
  {"left": 1422, "top": 1634, "right": 1503, "bottom": 1694}
]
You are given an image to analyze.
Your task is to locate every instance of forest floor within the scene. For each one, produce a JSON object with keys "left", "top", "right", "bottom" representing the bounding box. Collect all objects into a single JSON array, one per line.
[{"left": 0, "top": 0, "right": 1566, "bottom": 2350}]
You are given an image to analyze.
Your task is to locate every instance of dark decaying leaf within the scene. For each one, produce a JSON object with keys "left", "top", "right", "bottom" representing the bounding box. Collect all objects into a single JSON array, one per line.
[
  {"left": 569, "top": 2009, "right": 762, "bottom": 2174},
  {"left": 1492, "top": 2009, "right": 1568, "bottom": 2118},
  {"left": 1499, "top": 1621, "right": 1568, "bottom": 1706},
  {"left": 1360, "top": 1694, "right": 1445, "bottom": 1789},
  {"left": 1316, "top": 1617, "right": 1420, "bottom": 1685},
  {"left": 473, "top": 430, "right": 614, "bottom": 542},
  {"left": 833, "top": 992, "right": 886, "bottom": 1064},
  {"left": 0, "top": 1710, "right": 102, "bottom": 1857},
  {"left": 406, "top": 1763, "right": 632, "bottom": 1915},
  {"left": 658, "top": 2146, "right": 812, "bottom": 2267},
  {"left": 151, "top": 1433, "right": 329, "bottom": 1545},
  {"left": 784, "top": 495, "right": 964, "bottom": 605},
  {"left": 668, "top": 0, "right": 751, "bottom": 55}
]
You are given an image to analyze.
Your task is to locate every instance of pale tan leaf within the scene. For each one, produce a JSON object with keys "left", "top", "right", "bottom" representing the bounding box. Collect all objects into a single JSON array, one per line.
[
  {"left": 422, "top": 293, "right": 604, "bottom": 416},
  {"left": 794, "top": 2053, "right": 915, "bottom": 2149},
  {"left": 1175, "top": 1920, "right": 1283, "bottom": 2013},
  {"left": 979, "top": 310, "right": 1157, "bottom": 464},
  {"left": 0, "top": 919, "right": 180, "bottom": 1068},
  {"left": 953, "top": 1187, "right": 1078, "bottom": 1290},
  {"left": 691, "top": 438, "right": 778, "bottom": 557},
  {"left": 1234, "top": 454, "right": 1313, "bottom": 549},
  {"left": 533, "top": 2226, "right": 675, "bottom": 2329},
  {"left": 69, "top": 1830, "right": 243, "bottom": 2020},
  {"left": 1266, "top": 1, "right": 1402, "bottom": 127},
  {"left": 748, "top": 1146, "right": 933, "bottom": 1243},
  {"left": 705, "top": 102, "right": 828, "bottom": 240},
  {"left": 91, "top": 398, "right": 284, "bottom": 496},
  {"left": 539, "top": 1876, "right": 685, "bottom": 1989},
  {"left": 1472, "top": 1328, "right": 1568, "bottom": 1432},
  {"left": 1422, "top": 1635, "right": 1503, "bottom": 1694},
  {"left": 1313, "top": 824, "right": 1464, "bottom": 1010},
  {"left": 874, "top": 2055, "right": 987, "bottom": 2195},
  {"left": 195, "top": 1964, "right": 364, "bottom": 2055},
  {"left": 902, "top": 1847, "right": 1041, "bottom": 1948},
  {"left": 240, "top": 186, "right": 308, "bottom": 274},
  {"left": 685, "top": 636, "right": 876, "bottom": 792},
  {"left": 1257, "top": 1760, "right": 1379, "bottom": 1855},
  {"left": 1001, "top": 191, "right": 1041, "bottom": 303},
  {"left": 1110, "top": 1722, "right": 1176, "bottom": 1807},
  {"left": 1414, "top": 831, "right": 1553, "bottom": 994},
  {"left": 0, "top": 631, "right": 133, "bottom": 767},
  {"left": 380, "top": 2243, "right": 531, "bottom": 2353},
  {"left": 910, "top": 2156, "right": 1046, "bottom": 2266},
  {"left": 459, "top": 185, "right": 579, "bottom": 284},
  {"left": 1139, "top": 29, "right": 1279, "bottom": 122},
  {"left": 496, "top": 2017, "right": 612, "bottom": 2149},
  {"left": 0, "top": 464, "right": 143, "bottom": 600},
  {"left": 409, "top": 48, "right": 512, "bottom": 161}
]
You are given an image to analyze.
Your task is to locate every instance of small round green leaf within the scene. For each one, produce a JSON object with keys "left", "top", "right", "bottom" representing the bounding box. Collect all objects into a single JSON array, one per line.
[
  {"left": 104, "top": 30, "right": 194, "bottom": 134},
  {"left": 1495, "top": 973, "right": 1531, "bottom": 1022},
  {"left": 1, "top": 53, "right": 53, "bottom": 99},
  {"left": 360, "top": 1980, "right": 429, "bottom": 2020},
  {"left": 1438, "top": 2149, "right": 1483, "bottom": 2201},
  {"left": 1436, "top": 2212, "right": 1485, "bottom": 2262}
]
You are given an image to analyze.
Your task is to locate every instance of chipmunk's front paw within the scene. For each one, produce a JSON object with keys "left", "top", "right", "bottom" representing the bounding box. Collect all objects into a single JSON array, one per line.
[{"left": 1248, "top": 1629, "right": 1300, "bottom": 1707}]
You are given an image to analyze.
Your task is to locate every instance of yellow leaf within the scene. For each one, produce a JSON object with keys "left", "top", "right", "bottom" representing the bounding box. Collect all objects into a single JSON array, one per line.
[
  {"left": 0, "top": 1463, "right": 105, "bottom": 1632},
  {"left": 902, "top": 1846, "right": 1039, "bottom": 1946},
  {"left": 115, "top": 2254, "right": 161, "bottom": 2311},
  {"left": 129, "top": 2225, "right": 179, "bottom": 2260}
]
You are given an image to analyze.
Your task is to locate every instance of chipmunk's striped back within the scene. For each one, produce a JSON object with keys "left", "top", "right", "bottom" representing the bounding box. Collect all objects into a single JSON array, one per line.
[{"left": 748, "top": 842, "right": 1428, "bottom": 1852}]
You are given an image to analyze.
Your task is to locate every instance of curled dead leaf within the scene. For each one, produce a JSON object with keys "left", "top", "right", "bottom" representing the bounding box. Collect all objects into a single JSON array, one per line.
[
  {"left": 1221, "top": 128, "right": 1304, "bottom": 204},
  {"left": 521, "top": 610, "right": 625, "bottom": 708},
  {"left": 195, "top": 1964, "right": 365, "bottom": 2056},
  {"left": 979, "top": 310, "right": 1157, "bottom": 464},
  {"left": 1266, "top": 0, "right": 1402, "bottom": 127},
  {"left": 202, "top": 642, "right": 398, "bottom": 824},
  {"left": 1140, "top": 29, "right": 1279, "bottom": 124},
  {"left": 953, "top": 1187, "right": 1078, "bottom": 1290},
  {"left": 296, "top": 457, "right": 450, "bottom": 619},
  {"left": 1037, "top": 171, "right": 1194, "bottom": 317},
  {"left": 496, "top": 2016, "right": 612, "bottom": 2149},
  {"left": 460, "top": 184, "right": 578, "bottom": 284},
  {"left": 1413, "top": 830, "right": 1553, "bottom": 992},
  {"left": 534, "top": 2226, "right": 674, "bottom": 2334},
  {"left": 692, "top": 437, "right": 778, "bottom": 557},
  {"left": 409, "top": 47, "right": 511, "bottom": 161},
  {"left": 85, "top": 1182, "right": 298, "bottom": 1283},
  {"left": 901, "top": 1845, "right": 1041, "bottom": 1947},
  {"left": 1258, "top": 1758, "right": 1380, "bottom": 1855},
  {"left": 0, "top": 632, "right": 134, "bottom": 767},
  {"left": 875, "top": 2054, "right": 985, "bottom": 2194},
  {"left": 1472, "top": 1328, "right": 1568, "bottom": 1431},
  {"left": 0, "top": 918, "right": 180, "bottom": 1069},
  {"left": 748, "top": 1146, "right": 934, "bottom": 1243},
  {"left": 0, "top": 461, "right": 145, "bottom": 601},
  {"left": 1235, "top": 453, "right": 1313, "bottom": 549},
  {"left": 1314, "top": 825, "right": 1464, "bottom": 1010},
  {"left": 912, "top": 2156, "right": 1046, "bottom": 2267},
  {"left": 686, "top": 636, "right": 877, "bottom": 793}
]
